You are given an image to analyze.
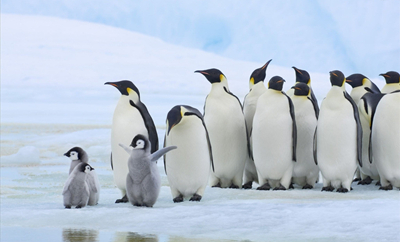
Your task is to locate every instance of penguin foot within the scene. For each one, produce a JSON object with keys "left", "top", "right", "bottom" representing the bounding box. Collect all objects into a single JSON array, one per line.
[
  {"left": 115, "top": 195, "right": 129, "bottom": 203},
  {"left": 302, "top": 184, "right": 313, "bottom": 189},
  {"left": 289, "top": 183, "right": 294, "bottom": 189},
  {"left": 189, "top": 194, "right": 202, "bottom": 202},
  {"left": 375, "top": 181, "right": 381, "bottom": 186},
  {"left": 358, "top": 176, "right": 373, "bottom": 185},
  {"left": 336, "top": 188, "right": 349, "bottom": 193},
  {"left": 352, "top": 178, "right": 362, "bottom": 182},
  {"left": 229, "top": 184, "right": 240, "bottom": 189},
  {"left": 75, "top": 205, "right": 82, "bottom": 209},
  {"left": 321, "top": 186, "right": 335, "bottom": 192},
  {"left": 133, "top": 203, "right": 143, "bottom": 207},
  {"left": 273, "top": 185, "right": 286, "bottom": 191},
  {"left": 379, "top": 184, "right": 393, "bottom": 191},
  {"left": 242, "top": 181, "right": 253, "bottom": 189},
  {"left": 173, "top": 195, "right": 184, "bottom": 203},
  {"left": 65, "top": 205, "right": 71, "bottom": 209},
  {"left": 212, "top": 183, "right": 221, "bottom": 188},
  {"left": 256, "top": 183, "right": 271, "bottom": 191}
]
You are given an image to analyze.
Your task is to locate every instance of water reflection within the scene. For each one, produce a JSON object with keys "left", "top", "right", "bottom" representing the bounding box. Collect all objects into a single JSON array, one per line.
[
  {"left": 62, "top": 228, "right": 99, "bottom": 242},
  {"left": 113, "top": 232, "right": 158, "bottom": 242}
]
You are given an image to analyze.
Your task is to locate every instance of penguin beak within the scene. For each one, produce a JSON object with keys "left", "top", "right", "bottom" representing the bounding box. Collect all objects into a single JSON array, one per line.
[
  {"left": 195, "top": 70, "right": 209, "bottom": 76},
  {"left": 104, "top": 82, "right": 118, "bottom": 88},
  {"left": 90, "top": 167, "right": 94, "bottom": 171},
  {"left": 346, "top": 79, "right": 352, "bottom": 83},
  {"left": 261, "top": 59, "right": 272, "bottom": 70},
  {"left": 292, "top": 67, "right": 302, "bottom": 75},
  {"left": 63, "top": 152, "right": 69, "bottom": 157}
]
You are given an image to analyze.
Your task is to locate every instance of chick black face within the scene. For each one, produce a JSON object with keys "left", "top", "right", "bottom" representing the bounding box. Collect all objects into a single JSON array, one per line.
[
  {"left": 64, "top": 147, "right": 85, "bottom": 160},
  {"left": 329, "top": 70, "right": 345, "bottom": 87},
  {"left": 131, "top": 134, "right": 148, "bottom": 150},
  {"left": 268, "top": 76, "right": 285, "bottom": 91},
  {"left": 79, "top": 163, "right": 93, "bottom": 173},
  {"left": 195, "top": 68, "right": 226, "bottom": 84},
  {"left": 346, "top": 73, "right": 368, "bottom": 88},
  {"left": 250, "top": 59, "right": 272, "bottom": 85},
  {"left": 293, "top": 82, "right": 310, "bottom": 96},
  {"left": 105, "top": 80, "right": 140, "bottom": 97},
  {"left": 292, "top": 67, "right": 310, "bottom": 84},
  {"left": 380, "top": 71, "right": 400, "bottom": 84}
]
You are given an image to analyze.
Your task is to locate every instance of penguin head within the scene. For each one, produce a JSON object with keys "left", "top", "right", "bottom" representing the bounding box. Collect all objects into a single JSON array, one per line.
[
  {"left": 166, "top": 105, "right": 202, "bottom": 135},
  {"left": 64, "top": 147, "right": 87, "bottom": 162},
  {"left": 345, "top": 73, "right": 368, "bottom": 88},
  {"left": 329, "top": 70, "right": 346, "bottom": 87},
  {"left": 79, "top": 163, "right": 94, "bottom": 173},
  {"left": 130, "top": 134, "right": 148, "bottom": 150},
  {"left": 292, "top": 67, "right": 310, "bottom": 85},
  {"left": 105, "top": 80, "right": 141, "bottom": 102},
  {"left": 380, "top": 71, "right": 400, "bottom": 84},
  {"left": 293, "top": 82, "right": 310, "bottom": 96},
  {"left": 195, "top": 68, "right": 227, "bottom": 84},
  {"left": 268, "top": 76, "right": 285, "bottom": 91},
  {"left": 250, "top": 59, "right": 272, "bottom": 88}
]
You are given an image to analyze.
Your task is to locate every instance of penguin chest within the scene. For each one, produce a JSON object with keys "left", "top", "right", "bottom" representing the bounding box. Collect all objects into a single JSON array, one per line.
[{"left": 243, "top": 88, "right": 265, "bottom": 132}]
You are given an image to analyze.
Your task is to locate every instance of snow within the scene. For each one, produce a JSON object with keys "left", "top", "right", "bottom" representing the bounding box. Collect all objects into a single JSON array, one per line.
[{"left": 1, "top": 14, "right": 399, "bottom": 242}]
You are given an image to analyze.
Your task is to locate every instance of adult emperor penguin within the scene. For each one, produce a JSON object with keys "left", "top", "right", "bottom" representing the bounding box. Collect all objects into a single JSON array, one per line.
[
  {"left": 290, "top": 83, "right": 319, "bottom": 189},
  {"left": 195, "top": 68, "right": 249, "bottom": 189},
  {"left": 371, "top": 90, "right": 400, "bottom": 190},
  {"left": 164, "top": 105, "right": 213, "bottom": 202},
  {"left": 242, "top": 60, "right": 272, "bottom": 189},
  {"left": 105, "top": 80, "right": 158, "bottom": 203},
  {"left": 119, "top": 135, "right": 176, "bottom": 207},
  {"left": 380, "top": 71, "right": 400, "bottom": 93},
  {"left": 315, "top": 70, "right": 362, "bottom": 193},
  {"left": 252, "top": 76, "right": 297, "bottom": 190}
]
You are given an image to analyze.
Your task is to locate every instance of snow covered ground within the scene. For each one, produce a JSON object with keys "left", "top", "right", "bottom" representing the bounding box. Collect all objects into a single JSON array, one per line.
[{"left": 1, "top": 14, "right": 399, "bottom": 242}]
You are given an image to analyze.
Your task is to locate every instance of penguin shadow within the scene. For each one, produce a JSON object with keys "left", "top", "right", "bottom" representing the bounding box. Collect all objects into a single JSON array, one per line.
[
  {"left": 113, "top": 231, "right": 158, "bottom": 242},
  {"left": 62, "top": 228, "right": 98, "bottom": 242}
]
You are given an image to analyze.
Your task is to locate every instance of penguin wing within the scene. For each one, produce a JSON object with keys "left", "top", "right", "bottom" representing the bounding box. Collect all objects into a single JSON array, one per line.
[
  {"left": 163, "top": 135, "right": 168, "bottom": 174},
  {"left": 110, "top": 153, "right": 113, "bottom": 170},
  {"left": 62, "top": 175, "right": 75, "bottom": 195},
  {"left": 130, "top": 100, "right": 159, "bottom": 153},
  {"left": 87, "top": 172, "right": 98, "bottom": 193},
  {"left": 282, "top": 92, "right": 297, "bottom": 161},
  {"left": 310, "top": 88, "right": 320, "bottom": 118},
  {"left": 313, "top": 127, "right": 318, "bottom": 165},
  {"left": 344, "top": 91, "right": 362, "bottom": 167},
  {"left": 150, "top": 146, "right": 177, "bottom": 162}
]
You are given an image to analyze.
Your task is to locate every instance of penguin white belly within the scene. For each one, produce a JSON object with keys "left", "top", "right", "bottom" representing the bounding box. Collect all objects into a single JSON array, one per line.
[
  {"left": 381, "top": 84, "right": 400, "bottom": 94},
  {"left": 372, "top": 93, "right": 400, "bottom": 188},
  {"left": 350, "top": 86, "right": 366, "bottom": 103},
  {"left": 165, "top": 118, "right": 210, "bottom": 197},
  {"left": 204, "top": 89, "right": 247, "bottom": 188},
  {"left": 252, "top": 91, "right": 293, "bottom": 185},
  {"left": 111, "top": 97, "right": 147, "bottom": 194}
]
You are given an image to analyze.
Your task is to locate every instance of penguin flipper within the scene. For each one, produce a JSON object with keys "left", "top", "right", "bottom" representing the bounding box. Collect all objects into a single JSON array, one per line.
[
  {"left": 313, "top": 127, "right": 318, "bottom": 165},
  {"left": 203, "top": 122, "right": 215, "bottom": 172},
  {"left": 310, "top": 89, "right": 320, "bottom": 118},
  {"left": 150, "top": 146, "right": 177, "bottom": 162},
  {"left": 110, "top": 153, "right": 113, "bottom": 170},
  {"left": 119, "top": 143, "right": 133, "bottom": 154},
  {"left": 163, "top": 135, "right": 168, "bottom": 174},
  {"left": 370, "top": 81, "right": 381, "bottom": 94},
  {"left": 87, "top": 171, "right": 98, "bottom": 193},
  {"left": 282, "top": 92, "right": 297, "bottom": 161},
  {"left": 368, "top": 131, "right": 373, "bottom": 164},
  {"left": 344, "top": 91, "right": 362, "bottom": 167},
  {"left": 62, "top": 175, "right": 74, "bottom": 195}
]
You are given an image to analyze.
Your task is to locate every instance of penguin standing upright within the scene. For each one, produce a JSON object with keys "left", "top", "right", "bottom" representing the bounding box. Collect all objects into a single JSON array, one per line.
[
  {"left": 291, "top": 83, "right": 319, "bottom": 189},
  {"left": 164, "top": 105, "right": 213, "bottom": 202},
  {"left": 346, "top": 73, "right": 380, "bottom": 102},
  {"left": 371, "top": 90, "right": 400, "bottom": 190},
  {"left": 195, "top": 69, "right": 249, "bottom": 189},
  {"left": 252, "top": 76, "right": 297, "bottom": 190},
  {"left": 105, "top": 80, "right": 158, "bottom": 203},
  {"left": 242, "top": 60, "right": 272, "bottom": 189},
  {"left": 315, "top": 70, "right": 362, "bottom": 193},
  {"left": 380, "top": 71, "right": 400, "bottom": 93}
]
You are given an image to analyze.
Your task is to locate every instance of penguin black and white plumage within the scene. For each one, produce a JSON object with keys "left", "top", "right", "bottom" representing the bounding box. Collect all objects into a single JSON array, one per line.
[
  {"left": 315, "top": 70, "right": 362, "bottom": 193},
  {"left": 371, "top": 90, "right": 400, "bottom": 190},
  {"left": 62, "top": 162, "right": 96, "bottom": 209},
  {"left": 290, "top": 83, "right": 319, "bottom": 189},
  {"left": 195, "top": 68, "right": 249, "bottom": 189},
  {"left": 64, "top": 147, "right": 100, "bottom": 205},
  {"left": 119, "top": 135, "right": 176, "bottom": 207},
  {"left": 380, "top": 71, "right": 400, "bottom": 94},
  {"left": 164, "top": 105, "right": 213, "bottom": 202},
  {"left": 252, "top": 76, "right": 297, "bottom": 190},
  {"left": 242, "top": 60, "right": 272, "bottom": 189},
  {"left": 105, "top": 80, "right": 158, "bottom": 203}
]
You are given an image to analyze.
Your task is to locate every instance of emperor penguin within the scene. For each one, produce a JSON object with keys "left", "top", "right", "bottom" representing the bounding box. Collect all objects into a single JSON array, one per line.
[
  {"left": 164, "top": 105, "right": 213, "bottom": 202},
  {"left": 242, "top": 60, "right": 272, "bottom": 189},
  {"left": 371, "top": 90, "right": 400, "bottom": 190},
  {"left": 119, "top": 135, "right": 176, "bottom": 207},
  {"left": 105, "top": 80, "right": 158, "bottom": 203},
  {"left": 195, "top": 68, "right": 249, "bottom": 189},
  {"left": 62, "top": 163, "right": 96, "bottom": 209},
  {"left": 380, "top": 71, "right": 400, "bottom": 93},
  {"left": 64, "top": 147, "right": 100, "bottom": 205},
  {"left": 315, "top": 70, "right": 362, "bottom": 193},
  {"left": 252, "top": 76, "right": 297, "bottom": 190},
  {"left": 290, "top": 83, "right": 319, "bottom": 189}
]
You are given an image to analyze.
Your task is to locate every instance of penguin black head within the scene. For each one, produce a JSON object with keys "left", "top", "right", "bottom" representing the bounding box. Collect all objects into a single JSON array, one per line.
[
  {"left": 329, "top": 70, "right": 345, "bottom": 87},
  {"left": 380, "top": 71, "right": 400, "bottom": 84},
  {"left": 293, "top": 82, "right": 310, "bottom": 96},
  {"left": 346, "top": 73, "right": 368, "bottom": 88},
  {"left": 292, "top": 67, "right": 310, "bottom": 84},
  {"left": 195, "top": 68, "right": 226, "bottom": 84},
  {"left": 166, "top": 105, "right": 202, "bottom": 135},
  {"left": 104, "top": 80, "right": 141, "bottom": 97},
  {"left": 64, "top": 147, "right": 86, "bottom": 161},
  {"left": 250, "top": 59, "right": 272, "bottom": 86},
  {"left": 79, "top": 163, "right": 94, "bottom": 173},
  {"left": 268, "top": 76, "right": 285, "bottom": 91},
  {"left": 130, "top": 134, "right": 148, "bottom": 150}
]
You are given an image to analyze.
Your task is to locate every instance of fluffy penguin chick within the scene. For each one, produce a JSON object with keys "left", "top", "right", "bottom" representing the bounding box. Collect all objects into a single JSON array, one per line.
[
  {"left": 165, "top": 105, "right": 213, "bottom": 202},
  {"left": 64, "top": 147, "right": 100, "bottom": 205},
  {"left": 119, "top": 135, "right": 176, "bottom": 207},
  {"left": 62, "top": 163, "right": 96, "bottom": 209}
]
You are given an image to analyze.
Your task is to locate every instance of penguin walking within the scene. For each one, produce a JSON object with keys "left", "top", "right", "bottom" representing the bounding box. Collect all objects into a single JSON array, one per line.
[
  {"left": 380, "top": 71, "right": 400, "bottom": 94},
  {"left": 242, "top": 60, "right": 272, "bottom": 189},
  {"left": 290, "top": 83, "right": 319, "bottom": 189},
  {"left": 119, "top": 135, "right": 176, "bottom": 207},
  {"left": 315, "top": 70, "right": 362, "bottom": 193},
  {"left": 252, "top": 76, "right": 297, "bottom": 190},
  {"left": 63, "top": 163, "right": 96, "bottom": 209},
  {"left": 371, "top": 90, "right": 400, "bottom": 190},
  {"left": 195, "top": 69, "right": 249, "bottom": 189},
  {"left": 105, "top": 80, "right": 158, "bottom": 203},
  {"left": 164, "top": 105, "right": 213, "bottom": 202},
  {"left": 64, "top": 147, "right": 100, "bottom": 205}
]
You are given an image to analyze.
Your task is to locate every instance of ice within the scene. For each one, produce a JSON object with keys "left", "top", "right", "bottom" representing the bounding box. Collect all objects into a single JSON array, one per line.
[{"left": 1, "top": 146, "right": 41, "bottom": 166}]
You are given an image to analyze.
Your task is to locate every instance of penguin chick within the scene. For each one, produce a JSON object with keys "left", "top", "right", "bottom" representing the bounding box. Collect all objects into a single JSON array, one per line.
[
  {"left": 119, "top": 134, "right": 177, "bottom": 207},
  {"left": 62, "top": 163, "right": 96, "bottom": 209},
  {"left": 64, "top": 147, "right": 88, "bottom": 174},
  {"left": 380, "top": 71, "right": 400, "bottom": 94}
]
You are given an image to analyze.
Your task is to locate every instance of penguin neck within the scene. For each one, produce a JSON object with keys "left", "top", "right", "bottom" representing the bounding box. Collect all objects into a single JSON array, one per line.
[
  {"left": 69, "top": 160, "right": 81, "bottom": 174},
  {"left": 250, "top": 82, "right": 267, "bottom": 93},
  {"left": 210, "top": 82, "right": 228, "bottom": 93}
]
